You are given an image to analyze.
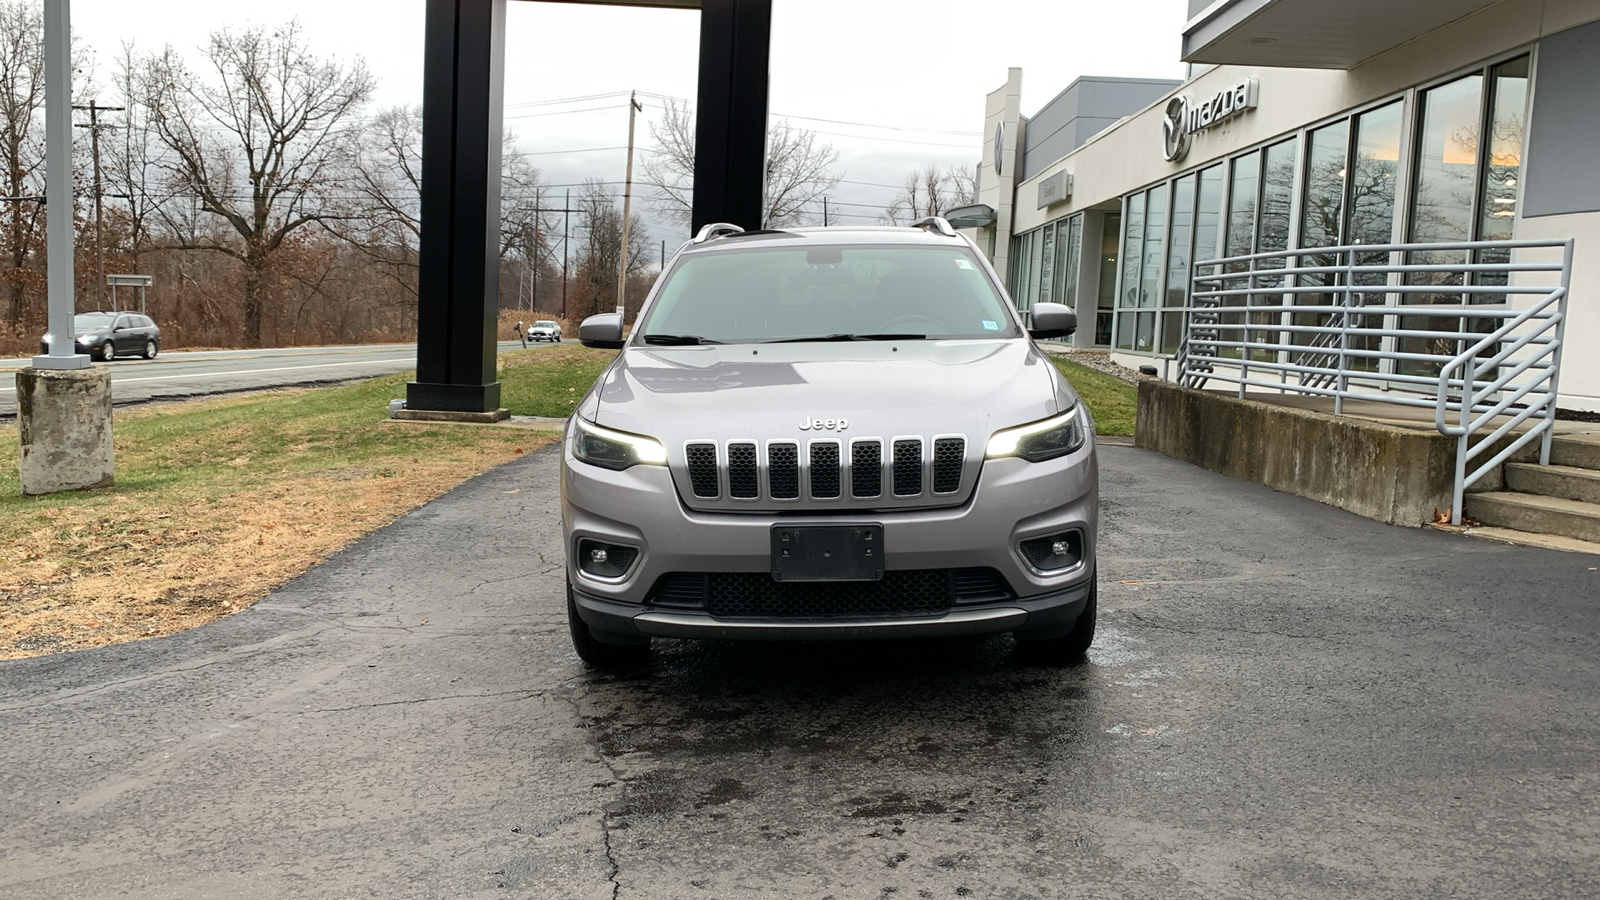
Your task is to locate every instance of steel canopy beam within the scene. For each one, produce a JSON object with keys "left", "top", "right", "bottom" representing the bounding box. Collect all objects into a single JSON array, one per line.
[{"left": 409, "top": 0, "right": 770, "bottom": 414}]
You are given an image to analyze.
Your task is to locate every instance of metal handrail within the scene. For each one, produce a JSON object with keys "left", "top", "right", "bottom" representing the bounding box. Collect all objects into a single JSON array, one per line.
[{"left": 1175, "top": 239, "right": 1575, "bottom": 525}]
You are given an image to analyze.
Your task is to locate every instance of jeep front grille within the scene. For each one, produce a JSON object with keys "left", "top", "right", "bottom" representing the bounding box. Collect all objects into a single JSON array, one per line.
[{"left": 677, "top": 434, "right": 972, "bottom": 510}]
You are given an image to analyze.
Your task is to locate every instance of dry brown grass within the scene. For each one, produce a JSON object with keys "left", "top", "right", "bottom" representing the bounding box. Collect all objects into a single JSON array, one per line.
[{"left": 0, "top": 364, "right": 576, "bottom": 660}]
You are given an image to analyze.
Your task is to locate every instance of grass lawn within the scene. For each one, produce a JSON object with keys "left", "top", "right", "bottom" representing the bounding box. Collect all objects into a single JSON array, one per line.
[
  {"left": 0, "top": 344, "right": 617, "bottom": 660},
  {"left": 1051, "top": 358, "right": 1138, "bottom": 436}
]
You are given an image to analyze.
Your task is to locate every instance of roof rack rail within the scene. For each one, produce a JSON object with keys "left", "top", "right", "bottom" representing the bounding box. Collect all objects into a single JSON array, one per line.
[
  {"left": 910, "top": 216, "right": 958, "bottom": 237},
  {"left": 692, "top": 222, "right": 746, "bottom": 244}
]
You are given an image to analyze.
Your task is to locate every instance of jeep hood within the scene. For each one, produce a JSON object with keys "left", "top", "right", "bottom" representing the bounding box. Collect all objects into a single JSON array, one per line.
[{"left": 585, "top": 339, "right": 1071, "bottom": 447}]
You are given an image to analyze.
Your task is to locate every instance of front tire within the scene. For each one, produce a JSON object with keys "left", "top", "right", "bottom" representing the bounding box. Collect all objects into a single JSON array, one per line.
[
  {"left": 567, "top": 581, "right": 650, "bottom": 669},
  {"left": 144, "top": 340, "right": 158, "bottom": 359},
  {"left": 1015, "top": 577, "right": 1096, "bottom": 666},
  {"left": 100, "top": 340, "right": 115, "bottom": 361}
]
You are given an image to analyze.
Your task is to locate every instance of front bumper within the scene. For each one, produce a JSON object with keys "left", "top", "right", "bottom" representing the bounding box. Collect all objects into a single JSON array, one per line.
[{"left": 560, "top": 434, "right": 1097, "bottom": 642}]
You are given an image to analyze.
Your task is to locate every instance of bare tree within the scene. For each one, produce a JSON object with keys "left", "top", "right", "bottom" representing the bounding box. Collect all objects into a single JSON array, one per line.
[
  {"left": 340, "top": 105, "right": 556, "bottom": 314},
  {"left": 571, "top": 178, "right": 650, "bottom": 321},
  {"left": 642, "top": 99, "right": 841, "bottom": 231},
  {"left": 880, "top": 164, "right": 977, "bottom": 225},
  {"left": 0, "top": 0, "right": 44, "bottom": 325},
  {"left": 139, "top": 21, "right": 374, "bottom": 346}
]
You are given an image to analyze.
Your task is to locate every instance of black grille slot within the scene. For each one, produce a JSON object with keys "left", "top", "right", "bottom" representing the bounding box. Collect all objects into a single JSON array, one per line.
[
  {"left": 728, "top": 441, "right": 758, "bottom": 499},
  {"left": 851, "top": 440, "right": 882, "bottom": 498},
  {"left": 932, "top": 438, "right": 965, "bottom": 494},
  {"left": 892, "top": 439, "right": 923, "bottom": 496},
  {"left": 649, "top": 573, "right": 708, "bottom": 609},
  {"left": 952, "top": 568, "right": 1014, "bottom": 604},
  {"left": 769, "top": 442, "right": 799, "bottom": 500},
  {"left": 705, "top": 570, "right": 956, "bottom": 619},
  {"left": 685, "top": 442, "right": 719, "bottom": 498},
  {"left": 809, "top": 442, "right": 841, "bottom": 499}
]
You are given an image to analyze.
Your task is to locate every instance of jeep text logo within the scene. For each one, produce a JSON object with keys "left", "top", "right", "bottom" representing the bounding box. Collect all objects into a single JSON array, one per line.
[{"left": 799, "top": 416, "right": 847, "bottom": 432}]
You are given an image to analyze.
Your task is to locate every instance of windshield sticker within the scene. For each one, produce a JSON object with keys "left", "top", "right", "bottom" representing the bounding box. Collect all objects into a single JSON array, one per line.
[
  {"left": 953, "top": 258, "right": 974, "bottom": 270},
  {"left": 981, "top": 320, "right": 999, "bottom": 331}
]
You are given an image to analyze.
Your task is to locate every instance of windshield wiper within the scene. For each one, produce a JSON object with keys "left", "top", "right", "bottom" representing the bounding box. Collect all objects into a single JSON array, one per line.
[
  {"left": 642, "top": 334, "right": 722, "bottom": 345},
  {"left": 767, "top": 333, "right": 927, "bottom": 343}
]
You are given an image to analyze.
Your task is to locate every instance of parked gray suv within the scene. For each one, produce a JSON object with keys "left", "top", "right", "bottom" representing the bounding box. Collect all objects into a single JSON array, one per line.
[{"left": 562, "top": 219, "right": 1098, "bottom": 668}]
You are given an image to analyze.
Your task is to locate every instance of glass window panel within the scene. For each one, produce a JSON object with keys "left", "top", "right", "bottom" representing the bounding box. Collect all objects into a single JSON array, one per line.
[
  {"left": 1220, "top": 152, "right": 1260, "bottom": 359},
  {"left": 1342, "top": 100, "right": 1405, "bottom": 373},
  {"left": 1252, "top": 138, "right": 1297, "bottom": 360},
  {"left": 1057, "top": 214, "right": 1082, "bottom": 309},
  {"left": 1476, "top": 56, "right": 1529, "bottom": 290},
  {"left": 1120, "top": 195, "right": 1144, "bottom": 311},
  {"left": 1403, "top": 74, "right": 1484, "bottom": 376},
  {"left": 1097, "top": 212, "right": 1120, "bottom": 346},
  {"left": 1140, "top": 185, "right": 1167, "bottom": 311},
  {"left": 1039, "top": 222, "right": 1055, "bottom": 307},
  {"left": 1194, "top": 164, "right": 1224, "bottom": 267},
  {"left": 1166, "top": 175, "right": 1197, "bottom": 309},
  {"left": 1294, "top": 122, "right": 1349, "bottom": 347},
  {"left": 1135, "top": 311, "right": 1156, "bottom": 353}
]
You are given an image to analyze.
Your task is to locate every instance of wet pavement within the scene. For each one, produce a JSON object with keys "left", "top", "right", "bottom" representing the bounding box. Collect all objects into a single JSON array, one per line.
[{"left": 3, "top": 445, "right": 1598, "bottom": 898}]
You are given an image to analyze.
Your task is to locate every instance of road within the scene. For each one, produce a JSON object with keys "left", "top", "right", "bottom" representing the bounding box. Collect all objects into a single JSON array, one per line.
[
  {"left": 0, "top": 341, "right": 534, "bottom": 416},
  {"left": 2, "top": 445, "right": 1598, "bottom": 898}
]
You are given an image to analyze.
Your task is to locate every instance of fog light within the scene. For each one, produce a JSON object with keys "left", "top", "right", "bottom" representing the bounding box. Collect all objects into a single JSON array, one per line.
[
  {"left": 577, "top": 538, "right": 638, "bottom": 579},
  {"left": 1019, "top": 532, "right": 1083, "bottom": 573}
]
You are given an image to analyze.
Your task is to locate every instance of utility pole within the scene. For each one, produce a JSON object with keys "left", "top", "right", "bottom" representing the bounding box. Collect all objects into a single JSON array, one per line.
[
  {"left": 562, "top": 188, "right": 570, "bottom": 318},
  {"left": 660, "top": 239, "right": 665, "bottom": 270},
  {"left": 823, "top": 196, "right": 829, "bottom": 227},
  {"left": 73, "top": 99, "right": 124, "bottom": 307},
  {"left": 616, "top": 91, "right": 643, "bottom": 319}
]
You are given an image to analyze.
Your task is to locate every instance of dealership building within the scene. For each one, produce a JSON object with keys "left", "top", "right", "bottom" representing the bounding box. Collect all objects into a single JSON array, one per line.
[{"left": 967, "top": 0, "right": 1600, "bottom": 410}]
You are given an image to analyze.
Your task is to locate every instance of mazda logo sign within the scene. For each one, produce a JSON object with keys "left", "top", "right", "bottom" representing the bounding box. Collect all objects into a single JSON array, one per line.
[{"left": 1162, "top": 96, "right": 1191, "bottom": 163}]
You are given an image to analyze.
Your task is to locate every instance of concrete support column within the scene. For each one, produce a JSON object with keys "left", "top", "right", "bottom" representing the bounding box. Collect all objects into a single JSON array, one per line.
[{"left": 16, "top": 368, "right": 114, "bottom": 496}]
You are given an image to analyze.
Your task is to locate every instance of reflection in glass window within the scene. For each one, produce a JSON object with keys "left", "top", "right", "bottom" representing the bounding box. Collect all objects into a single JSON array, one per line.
[
  {"left": 1054, "top": 214, "right": 1082, "bottom": 309},
  {"left": 1140, "top": 186, "right": 1167, "bottom": 311},
  {"left": 1252, "top": 138, "right": 1297, "bottom": 359},
  {"left": 1117, "top": 194, "right": 1145, "bottom": 349},
  {"left": 1344, "top": 100, "right": 1404, "bottom": 372},
  {"left": 1098, "top": 212, "right": 1119, "bottom": 346},
  {"left": 1162, "top": 175, "right": 1196, "bottom": 353},
  {"left": 1219, "top": 151, "right": 1260, "bottom": 359},
  {"left": 1403, "top": 74, "right": 1485, "bottom": 375},
  {"left": 1039, "top": 223, "right": 1055, "bottom": 308},
  {"left": 1477, "top": 55, "right": 1529, "bottom": 293},
  {"left": 1294, "top": 122, "right": 1349, "bottom": 347}
]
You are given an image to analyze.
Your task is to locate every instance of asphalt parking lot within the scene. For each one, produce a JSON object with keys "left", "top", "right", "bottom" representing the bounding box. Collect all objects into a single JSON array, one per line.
[{"left": 3, "top": 444, "right": 1597, "bottom": 899}]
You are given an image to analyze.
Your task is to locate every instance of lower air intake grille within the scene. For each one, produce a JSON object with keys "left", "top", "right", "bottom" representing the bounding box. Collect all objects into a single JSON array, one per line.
[
  {"left": 728, "top": 441, "right": 758, "bottom": 499},
  {"left": 646, "top": 568, "right": 1013, "bottom": 619},
  {"left": 769, "top": 442, "right": 800, "bottom": 500},
  {"left": 851, "top": 440, "right": 882, "bottom": 498},
  {"left": 892, "top": 439, "right": 923, "bottom": 496},
  {"left": 932, "top": 438, "right": 965, "bottom": 494},
  {"left": 685, "top": 442, "right": 719, "bottom": 498}
]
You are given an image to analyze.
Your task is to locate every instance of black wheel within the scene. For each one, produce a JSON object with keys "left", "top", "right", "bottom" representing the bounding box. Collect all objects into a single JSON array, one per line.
[
  {"left": 567, "top": 580, "right": 649, "bottom": 669},
  {"left": 144, "top": 340, "right": 158, "bottom": 359},
  {"left": 100, "top": 340, "right": 115, "bottom": 361},
  {"left": 555, "top": 336, "right": 562, "bottom": 342},
  {"left": 1015, "top": 576, "right": 1096, "bottom": 666}
]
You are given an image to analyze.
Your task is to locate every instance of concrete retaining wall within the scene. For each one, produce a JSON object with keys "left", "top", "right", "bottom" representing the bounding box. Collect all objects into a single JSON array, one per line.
[{"left": 1135, "top": 382, "right": 1458, "bottom": 526}]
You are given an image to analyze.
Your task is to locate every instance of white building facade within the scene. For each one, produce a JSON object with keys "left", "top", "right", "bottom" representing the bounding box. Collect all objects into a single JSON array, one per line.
[{"left": 972, "top": 0, "right": 1600, "bottom": 410}]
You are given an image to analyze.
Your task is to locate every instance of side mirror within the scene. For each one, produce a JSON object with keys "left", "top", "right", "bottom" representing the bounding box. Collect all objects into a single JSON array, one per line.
[
  {"left": 1028, "top": 302, "right": 1077, "bottom": 339},
  {"left": 579, "top": 312, "right": 625, "bottom": 349}
]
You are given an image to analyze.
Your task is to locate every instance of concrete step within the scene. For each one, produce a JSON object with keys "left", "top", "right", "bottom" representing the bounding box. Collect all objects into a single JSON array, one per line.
[
  {"left": 1463, "top": 491, "right": 1600, "bottom": 544},
  {"left": 1505, "top": 462, "right": 1600, "bottom": 505},
  {"left": 1551, "top": 435, "right": 1600, "bottom": 471}
]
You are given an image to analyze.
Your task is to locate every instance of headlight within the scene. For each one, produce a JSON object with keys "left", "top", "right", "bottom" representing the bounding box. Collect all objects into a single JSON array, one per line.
[
  {"left": 570, "top": 417, "right": 667, "bottom": 470},
  {"left": 986, "top": 406, "right": 1087, "bottom": 462}
]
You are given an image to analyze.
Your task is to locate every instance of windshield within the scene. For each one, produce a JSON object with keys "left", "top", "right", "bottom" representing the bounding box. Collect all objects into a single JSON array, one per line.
[
  {"left": 74, "top": 314, "right": 115, "bottom": 329},
  {"left": 533, "top": 321, "right": 557, "bottom": 327},
  {"left": 637, "top": 244, "right": 1020, "bottom": 344}
]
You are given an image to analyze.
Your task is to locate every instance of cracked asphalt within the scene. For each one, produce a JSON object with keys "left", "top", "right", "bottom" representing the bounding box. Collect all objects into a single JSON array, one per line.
[{"left": 3, "top": 444, "right": 1599, "bottom": 898}]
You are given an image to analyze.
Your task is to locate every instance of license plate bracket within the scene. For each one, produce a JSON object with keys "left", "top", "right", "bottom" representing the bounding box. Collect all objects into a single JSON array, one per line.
[{"left": 771, "top": 525, "right": 884, "bottom": 582}]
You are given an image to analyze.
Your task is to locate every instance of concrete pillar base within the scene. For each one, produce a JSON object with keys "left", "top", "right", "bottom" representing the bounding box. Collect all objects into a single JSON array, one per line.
[
  {"left": 392, "top": 407, "right": 510, "bottom": 424},
  {"left": 16, "top": 366, "right": 114, "bottom": 496}
]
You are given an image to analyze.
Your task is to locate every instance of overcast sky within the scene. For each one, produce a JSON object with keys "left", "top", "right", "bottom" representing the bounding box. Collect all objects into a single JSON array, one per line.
[{"left": 72, "top": 0, "right": 1187, "bottom": 248}]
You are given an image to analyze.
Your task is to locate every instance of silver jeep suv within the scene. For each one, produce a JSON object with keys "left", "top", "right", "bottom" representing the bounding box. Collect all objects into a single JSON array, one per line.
[{"left": 562, "top": 219, "right": 1098, "bottom": 667}]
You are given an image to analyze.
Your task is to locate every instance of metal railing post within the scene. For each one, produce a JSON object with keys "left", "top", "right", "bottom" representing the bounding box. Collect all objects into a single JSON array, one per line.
[
  {"left": 1336, "top": 248, "right": 1355, "bottom": 416},
  {"left": 1540, "top": 239, "right": 1574, "bottom": 466},
  {"left": 1239, "top": 254, "right": 1255, "bottom": 400},
  {"left": 1452, "top": 354, "right": 1477, "bottom": 526}
]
